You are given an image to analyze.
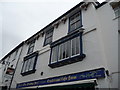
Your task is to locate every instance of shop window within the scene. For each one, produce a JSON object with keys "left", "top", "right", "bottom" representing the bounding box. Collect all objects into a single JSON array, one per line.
[
  {"left": 27, "top": 40, "right": 35, "bottom": 54},
  {"left": 21, "top": 52, "right": 38, "bottom": 76},
  {"left": 49, "top": 32, "right": 85, "bottom": 68},
  {"left": 44, "top": 28, "right": 54, "bottom": 46},
  {"left": 69, "top": 11, "right": 82, "bottom": 33}
]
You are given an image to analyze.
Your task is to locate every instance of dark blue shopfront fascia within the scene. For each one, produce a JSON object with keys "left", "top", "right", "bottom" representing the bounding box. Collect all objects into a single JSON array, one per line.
[{"left": 16, "top": 68, "right": 106, "bottom": 88}]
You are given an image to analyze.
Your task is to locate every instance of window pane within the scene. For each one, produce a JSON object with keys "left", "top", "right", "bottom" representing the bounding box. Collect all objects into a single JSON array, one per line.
[
  {"left": 29, "top": 57, "right": 35, "bottom": 70},
  {"left": 67, "top": 40, "right": 71, "bottom": 57},
  {"left": 44, "top": 29, "right": 53, "bottom": 45},
  {"left": 27, "top": 41, "right": 35, "bottom": 54},
  {"left": 115, "top": 9, "right": 119, "bottom": 17},
  {"left": 58, "top": 44, "right": 63, "bottom": 60},
  {"left": 71, "top": 38, "right": 76, "bottom": 56},
  {"left": 70, "top": 12, "right": 81, "bottom": 32},
  {"left": 76, "top": 20, "right": 81, "bottom": 29},
  {"left": 46, "top": 37, "right": 52, "bottom": 45},
  {"left": 75, "top": 13, "right": 80, "bottom": 21},
  {"left": 70, "top": 18, "right": 75, "bottom": 24},
  {"left": 65, "top": 42, "right": 68, "bottom": 58},
  {"left": 28, "top": 46, "right": 34, "bottom": 54},
  {"left": 76, "top": 36, "right": 80, "bottom": 55},
  {"left": 25, "top": 60, "right": 30, "bottom": 72},
  {"left": 51, "top": 46, "right": 58, "bottom": 63},
  {"left": 46, "top": 32, "right": 52, "bottom": 38},
  {"left": 62, "top": 43, "right": 65, "bottom": 59},
  {"left": 70, "top": 24, "right": 75, "bottom": 32},
  {"left": 118, "top": 8, "right": 120, "bottom": 17},
  {"left": 114, "top": 7, "right": 120, "bottom": 17},
  {"left": 22, "top": 62, "right": 26, "bottom": 73},
  {"left": 30, "top": 43, "right": 35, "bottom": 47},
  {"left": 22, "top": 60, "right": 28, "bottom": 73}
]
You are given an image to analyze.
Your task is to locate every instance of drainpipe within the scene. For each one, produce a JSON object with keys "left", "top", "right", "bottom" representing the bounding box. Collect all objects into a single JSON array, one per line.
[{"left": 8, "top": 42, "right": 24, "bottom": 90}]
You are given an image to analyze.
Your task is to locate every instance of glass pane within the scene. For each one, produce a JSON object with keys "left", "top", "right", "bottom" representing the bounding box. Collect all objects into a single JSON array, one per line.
[
  {"left": 58, "top": 44, "right": 63, "bottom": 60},
  {"left": 25, "top": 60, "right": 30, "bottom": 72},
  {"left": 70, "top": 24, "right": 75, "bottom": 32},
  {"left": 76, "top": 36, "right": 80, "bottom": 55},
  {"left": 45, "top": 38, "right": 49, "bottom": 45},
  {"left": 118, "top": 18, "right": 120, "bottom": 30},
  {"left": 118, "top": 8, "right": 120, "bottom": 17},
  {"left": 70, "top": 18, "right": 75, "bottom": 24},
  {"left": 71, "top": 38, "right": 76, "bottom": 56},
  {"left": 76, "top": 20, "right": 81, "bottom": 29},
  {"left": 75, "top": 13, "right": 80, "bottom": 21},
  {"left": 114, "top": 7, "right": 120, "bottom": 17},
  {"left": 22, "top": 60, "right": 28, "bottom": 73},
  {"left": 51, "top": 46, "right": 58, "bottom": 63},
  {"left": 46, "top": 30, "right": 53, "bottom": 39},
  {"left": 22, "top": 61, "right": 26, "bottom": 73},
  {"left": 67, "top": 40, "right": 71, "bottom": 57},
  {"left": 62, "top": 43, "right": 66, "bottom": 59},
  {"left": 28, "top": 47, "right": 34, "bottom": 54},
  {"left": 115, "top": 10, "right": 119, "bottom": 17},
  {"left": 45, "top": 39, "right": 49, "bottom": 45},
  {"left": 45, "top": 35, "right": 52, "bottom": 45},
  {"left": 46, "top": 32, "right": 52, "bottom": 38},
  {"left": 64, "top": 42, "right": 67, "bottom": 58},
  {"left": 29, "top": 57, "right": 35, "bottom": 70},
  {"left": 30, "top": 42, "right": 35, "bottom": 47}
]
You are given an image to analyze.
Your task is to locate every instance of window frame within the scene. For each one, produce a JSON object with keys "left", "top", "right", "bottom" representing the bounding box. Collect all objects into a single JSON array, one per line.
[
  {"left": 114, "top": 5, "right": 120, "bottom": 18},
  {"left": 12, "top": 49, "right": 18, "bottom": 61},
  {"left": 69, "top": 11, "right": 82, "bottom": 33},
  {"left": 44, "top": 28, "right": 54, "bottom": 46},
  {"left": 49, "top": 31, "right": 85, "bottom": 68},
  {"left": 21, "top": 52, "right": 38, "bottom": 76},
  {"left": 27, "top": 40, "right": 35, "bottom": 54}
]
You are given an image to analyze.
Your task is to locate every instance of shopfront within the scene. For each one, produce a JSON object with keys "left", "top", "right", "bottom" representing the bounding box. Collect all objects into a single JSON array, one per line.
[
  {"left": 17, "top": 68, "right": 105, "bottom": 90},
  {"left": 36, "top": 80, "right": 96, "bottom": 90}
]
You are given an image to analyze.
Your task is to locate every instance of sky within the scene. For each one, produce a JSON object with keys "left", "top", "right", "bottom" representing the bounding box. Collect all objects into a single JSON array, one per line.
[{"left": 0, "top": 0, "right": 105, "bottom": 59}]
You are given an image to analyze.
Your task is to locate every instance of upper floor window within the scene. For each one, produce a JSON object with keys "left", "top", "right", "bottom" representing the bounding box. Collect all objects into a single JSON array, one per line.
[
  {"left": 12, "top": 49, "right": 18, "bottom": 61},
  {"left": 44, "top": 28, "right": 54, "bottom": 46},
  {"left": 21, "top": 52, "right": 38, "bottom": 76},
  {"left": 114, "top": 6, "right": 120, "bottom": 18},
  {"left": 69, "top": 11, "right": 82, "bottom": 32},
  {"left": 113, "top": 4, "right": 120, "bottom": 31},
  {"left": 27, "top": 40, "right": 35, "bottom": 54},
  {"left": 49, "top": 31, "right": 85, "bottom": 68}
]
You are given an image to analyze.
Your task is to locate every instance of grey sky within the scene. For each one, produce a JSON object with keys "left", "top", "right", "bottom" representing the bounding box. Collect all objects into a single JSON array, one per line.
[{"left": 0, "top": 0, "right": 104, "bottom": 59}]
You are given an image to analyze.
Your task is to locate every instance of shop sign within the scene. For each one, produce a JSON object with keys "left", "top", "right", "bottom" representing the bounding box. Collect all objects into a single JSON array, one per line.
[
  {"left": 6, "top": 67, "right": 14, "bottom": 75},
  {"left": 16, "top": 68, "right": 105, "bottom": 88}
]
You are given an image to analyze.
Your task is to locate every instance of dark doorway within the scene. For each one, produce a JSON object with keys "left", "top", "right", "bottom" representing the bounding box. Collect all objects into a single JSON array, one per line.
[{"left": 36, "top": 83, "right": 95, "bottom": 90}]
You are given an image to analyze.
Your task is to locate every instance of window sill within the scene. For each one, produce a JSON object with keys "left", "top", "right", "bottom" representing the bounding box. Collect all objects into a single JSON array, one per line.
[
  {"left": 24, "top": 51, "right": 38, "bottom": 59},
  {"left": 48, "top": 54, "right": 86, "bottom": 68},
  {"left": 68, "top": 26, "right": 83, "bottom": 35},
  {"left": 21, "top": 69, "right": 36, "bottom": 76}
]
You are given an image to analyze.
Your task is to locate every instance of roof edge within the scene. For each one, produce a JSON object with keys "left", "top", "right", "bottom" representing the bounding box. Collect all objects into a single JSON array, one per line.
[{"left": 0, "top": 41, "right": 24, "bottom": 62}]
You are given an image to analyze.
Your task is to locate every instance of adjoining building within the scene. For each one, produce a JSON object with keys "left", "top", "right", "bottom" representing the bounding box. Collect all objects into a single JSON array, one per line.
[{"left": 0, "top": 0, "right": 119, "bottom": 89}]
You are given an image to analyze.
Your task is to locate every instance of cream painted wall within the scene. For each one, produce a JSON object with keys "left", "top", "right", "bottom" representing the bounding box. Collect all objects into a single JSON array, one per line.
[
  {"left": 97, "top": 2, "right": 119, "bottom": 88},
  {"left": 10, "top": 2, "right": 119, "bottom": 89}
]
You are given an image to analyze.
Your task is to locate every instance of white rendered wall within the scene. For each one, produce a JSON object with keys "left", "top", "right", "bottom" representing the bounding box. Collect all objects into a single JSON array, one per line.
[
  {"left": 97, "top": 3, "right": 118, "bottom": 88},
  {"left": 11, "top": 3, "right": 118, "bottom": 89}
]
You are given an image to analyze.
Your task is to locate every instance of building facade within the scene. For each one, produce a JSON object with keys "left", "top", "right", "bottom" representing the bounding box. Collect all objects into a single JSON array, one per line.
[{"left": 0, "top": 0, "right": 119, "bottom": 89}]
